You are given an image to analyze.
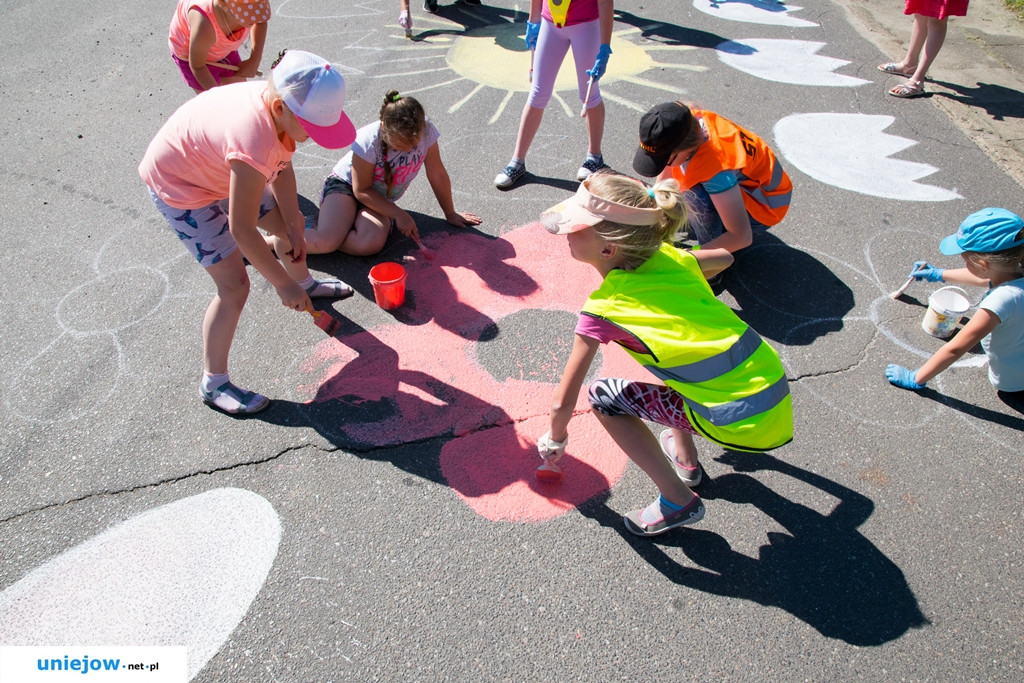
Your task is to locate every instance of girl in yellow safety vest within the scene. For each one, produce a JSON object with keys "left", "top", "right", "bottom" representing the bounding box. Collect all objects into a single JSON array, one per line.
[{"left": 538, "top": 171, "right": 793, "bottom": 537}]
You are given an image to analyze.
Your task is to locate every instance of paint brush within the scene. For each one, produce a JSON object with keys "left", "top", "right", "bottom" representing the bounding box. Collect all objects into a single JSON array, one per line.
[
  {"left": 536, "top": 461, "right": 562, "bottom": 482},
  {"left": 413, "top": 235, "right": 436, "bottom": 261},
  {"left": 889, "top": 276, "right": 915, "bottom": 299},
  {"left": 889, "top": 264, "right": 926, "bottom": 299},
  {"left": 306, "top": 306, "right": 340, "bottom": 336},
  {"left": 580, "top": 76, "right": 594, "bottom": 118},
  {"left": 205, "top": 62, "right": 262, "bottom": 76}
]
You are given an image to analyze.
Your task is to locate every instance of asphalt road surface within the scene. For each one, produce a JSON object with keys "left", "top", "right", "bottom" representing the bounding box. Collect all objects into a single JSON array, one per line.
[{"left": 1, "top": 0, "right": 1022, "bottom": 680}]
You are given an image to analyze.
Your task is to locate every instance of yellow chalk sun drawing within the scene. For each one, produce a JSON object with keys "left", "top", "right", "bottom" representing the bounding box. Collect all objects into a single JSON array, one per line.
[{"left": 376, "top": 15, "right": 705, "bottom": 124}]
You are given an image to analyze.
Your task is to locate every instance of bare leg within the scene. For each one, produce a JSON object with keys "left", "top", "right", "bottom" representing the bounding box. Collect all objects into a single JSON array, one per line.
[
  {"left": 512, "top": 104, "right": 545, "bottom": 161},
  {"left": 594, "top": 412, "right": 697, "bottom": 507},
  {"left": 899, "top": 13, "right": 928, "bottom": 72},
  {"left": 303, "top": 193, "right": 359, "bottom": 254},
  {"left": 259, "top": 204, "right": 313, "bottom": 283},
  {"left": 909, "top": 16, "right": 949, "bottom": 84},
  {"left": 668, "top": 428, "right": 700, "bottom": 469},
  {"left": 337, "top": 210, "right": 391, "bottom": 256},
  {"left": 202, "top": 251, "right": 250, "bottom": 375},
  {"left": 584, "top": 100, "right": 605, "bottom": 157}
]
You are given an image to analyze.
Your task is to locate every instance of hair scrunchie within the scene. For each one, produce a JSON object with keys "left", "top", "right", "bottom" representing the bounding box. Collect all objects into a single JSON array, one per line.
[{"left": 391, "top": 93, "right": 403, "bottom": 102}]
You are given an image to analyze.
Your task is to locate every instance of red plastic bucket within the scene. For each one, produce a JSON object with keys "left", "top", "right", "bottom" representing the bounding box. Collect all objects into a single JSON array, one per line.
[{"left": 368, "top": 262, "right": 407, "bottom": 309}]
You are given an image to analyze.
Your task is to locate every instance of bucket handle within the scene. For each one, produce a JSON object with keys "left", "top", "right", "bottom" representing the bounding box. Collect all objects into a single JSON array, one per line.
[{"left": 932, "top": 285, "right": 974, "bottom": 310}]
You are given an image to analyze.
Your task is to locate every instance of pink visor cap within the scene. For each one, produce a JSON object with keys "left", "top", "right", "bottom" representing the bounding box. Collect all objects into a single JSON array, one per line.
[
  {"left": 541, "top": 178, "right": 662, "bottom": 235},
  {"left": 272, "top": 50, "right": 356, "bottom": 149}
]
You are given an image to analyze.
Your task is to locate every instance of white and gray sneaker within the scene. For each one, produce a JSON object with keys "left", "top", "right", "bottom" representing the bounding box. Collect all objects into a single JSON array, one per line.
[
  {"left": 576, "top": 154, "right": 606, "bottom": 181},
  {"left": 494, "top": 162, "right": 527, "bottom": 189}
]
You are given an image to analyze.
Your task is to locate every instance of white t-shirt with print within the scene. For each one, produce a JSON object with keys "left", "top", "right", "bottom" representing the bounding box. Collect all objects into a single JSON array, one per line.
[{"left": 330, "top": 120, "right": 440, "bottom": 201}]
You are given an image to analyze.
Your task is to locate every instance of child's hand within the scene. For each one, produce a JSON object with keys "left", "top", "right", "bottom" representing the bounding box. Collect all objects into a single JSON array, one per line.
[
  {"left": 276, "top": 280, "right": 312, "bottom": 312},
  {"left": 586, "top": 44, "right": 612, "bottom": 80},
  {"left": 910, "top": 261, "right": 944, "bottom": 282},
  {"left": 393, "top": 211, "right": 420, "bottom": 243},
  {"left": 537, "top": 431, "right": 568, "bottom": 464},
  {"left": 235, "top": 57, "right": 263, "bottom": 79},
  {"left": 444, "top": 211, "right": 482, "bottom": 228},
  {"left": 285, "top": 219, "right": 307, "bottom": 264},
  {"left": 885, "top": 364, "right": 926, "bottom": 390}
]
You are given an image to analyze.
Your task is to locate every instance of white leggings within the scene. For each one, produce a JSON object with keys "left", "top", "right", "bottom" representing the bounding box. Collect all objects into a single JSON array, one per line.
[{"left": 527, "top": 17, "right": 602, "bottom": 110}]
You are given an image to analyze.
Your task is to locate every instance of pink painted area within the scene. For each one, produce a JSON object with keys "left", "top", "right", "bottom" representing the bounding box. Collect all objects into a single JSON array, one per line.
[
  {"left": 440, "top": 414, "right": 629, "bottom": 523},
  {"left": 298, "top": 224, "right": 650, "bottom": 522}
]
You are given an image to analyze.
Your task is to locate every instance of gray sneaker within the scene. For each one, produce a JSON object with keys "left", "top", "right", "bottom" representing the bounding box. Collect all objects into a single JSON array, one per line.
[
  {"left": 659, "top": 430, "right": 702, "bottom": 487},
  {"left": 623, "top": 497, "right": 705, "bottom": 537},
  {"left": 494, "top": 163, "right": 526, "bottom": 189},
  {"left": 576, "top": 155, "right": 606, "bottom": 181}
]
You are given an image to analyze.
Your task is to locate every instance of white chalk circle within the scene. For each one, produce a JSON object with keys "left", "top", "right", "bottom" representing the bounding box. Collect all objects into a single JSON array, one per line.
[
  {"left": 57, "top": 267, "right": 169, "bottom": 334},
  {"left": 0, "top": 488, "right": 281, "bottom": 681},
  {"left": 773, "top": 113, "right": 962, "bottom": 201},
  {"left": 693, "top": 0, "right": 818, "bottom": 27},
  {"left": 717, "top": 39, "right": 869, "bottom": 87},
  {"left": 5, "top": 332, "right": 122, "bottom": 423}
]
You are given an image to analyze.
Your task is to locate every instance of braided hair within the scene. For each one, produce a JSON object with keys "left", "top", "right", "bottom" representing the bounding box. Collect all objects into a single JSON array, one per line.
[{"left": 378, "top": 90, "right": 426, "bottom": 198}]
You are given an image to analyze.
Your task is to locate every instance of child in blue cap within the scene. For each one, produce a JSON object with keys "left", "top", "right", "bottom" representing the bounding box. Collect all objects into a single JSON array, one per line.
[{"left": 887, "top": 208, "right": 1024, "bottom": 394}]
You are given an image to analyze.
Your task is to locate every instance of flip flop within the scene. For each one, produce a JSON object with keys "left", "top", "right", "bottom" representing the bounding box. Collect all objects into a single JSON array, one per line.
[
  {"left": 878, "top": 62, "right": 916, "bottom": 77},
  {"left": 888, "top": 80, "right": 925, "bottom": 98}
]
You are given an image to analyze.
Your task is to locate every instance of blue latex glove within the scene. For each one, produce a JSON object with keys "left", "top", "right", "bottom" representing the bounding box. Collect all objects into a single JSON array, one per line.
[
  {"left": 586, "top": 43, "right": 612, "bottom": 80},
  {"left": 525, "top": 22, "right": 540, "bottom": 50},
  {"left": 886, "top": 364, "right": 926, "bottom": 390},
  {"left": 910, "top": 260, "right": 944, "bottom": 282}
]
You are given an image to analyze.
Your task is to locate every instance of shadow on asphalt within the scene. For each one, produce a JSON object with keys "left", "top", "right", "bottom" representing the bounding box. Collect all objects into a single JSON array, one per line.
[
  {"left": 578, "top": 452, "right": 929, "bottom": 646},
  {"left": 721, "top": 233, "right": 857, "bottom": 346},
  {"left": 612, "top": 9, "right": 737, "bottom": 50},
  {"left": 921, "top": 387, "right": 1024, "bottom": 426},
  {"left": 929, "top": 80, "right": 1024, "bottom": 122}
]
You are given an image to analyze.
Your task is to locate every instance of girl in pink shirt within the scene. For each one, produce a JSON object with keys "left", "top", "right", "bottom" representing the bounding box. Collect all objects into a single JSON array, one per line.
[
  {"left": 139, "top": 50, "right": 356, "bottom": 415},
  {"left": 169, "top": 0, "right": 271, "bottom": 93}
]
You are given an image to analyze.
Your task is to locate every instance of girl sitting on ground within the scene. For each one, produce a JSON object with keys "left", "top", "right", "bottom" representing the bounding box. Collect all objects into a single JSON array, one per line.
[{"left": 279, "top": 90, "right": 481, "bottom": 259}]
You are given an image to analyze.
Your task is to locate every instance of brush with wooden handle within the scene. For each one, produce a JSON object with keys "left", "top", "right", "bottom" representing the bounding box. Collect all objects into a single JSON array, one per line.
[{"left": 306, "top": 306, "right": 340, "bottom": 336}]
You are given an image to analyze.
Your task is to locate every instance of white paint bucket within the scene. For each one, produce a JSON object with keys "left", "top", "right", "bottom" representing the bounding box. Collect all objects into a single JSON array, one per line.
[{"left": 921, "top": 286, "right": 970, "bottom": 338}]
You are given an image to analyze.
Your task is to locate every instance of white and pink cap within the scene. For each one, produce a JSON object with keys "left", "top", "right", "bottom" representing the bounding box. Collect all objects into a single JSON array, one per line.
[
  {"left": 541, "top": 177, "right": 661, "bottom": 235},
  {"left": 272, "top": 50, "right": 356, "bottom": 150}
]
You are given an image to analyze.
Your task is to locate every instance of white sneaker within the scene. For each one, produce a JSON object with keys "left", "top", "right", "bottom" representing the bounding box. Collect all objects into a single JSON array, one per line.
[
  {"left": 494, "top": 163, "right": 526, "bottom": 189},
  {"left": 576, "top": 155, "right": 605, "bottom": 181}
]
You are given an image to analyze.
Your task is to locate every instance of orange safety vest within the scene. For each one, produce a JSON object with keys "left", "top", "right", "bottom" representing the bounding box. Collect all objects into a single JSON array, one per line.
[{"left": 670, "top": 110, "right": 792, "bottom": 227}]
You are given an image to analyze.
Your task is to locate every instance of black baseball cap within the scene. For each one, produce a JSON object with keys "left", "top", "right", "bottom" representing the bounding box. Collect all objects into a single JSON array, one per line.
[{"left": 632, "top": 102, "right": 694, "bottom": 177}]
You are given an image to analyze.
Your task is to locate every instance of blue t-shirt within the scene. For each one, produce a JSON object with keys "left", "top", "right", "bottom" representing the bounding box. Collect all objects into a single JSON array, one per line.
[
  {"left": 330, "top": 119, "right": 441, "bottom": 201},
  {"left": 979, "top": 277, "right": 1024, "bottom": 392}
]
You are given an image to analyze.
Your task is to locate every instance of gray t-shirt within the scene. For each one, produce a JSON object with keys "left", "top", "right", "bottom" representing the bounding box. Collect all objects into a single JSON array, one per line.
[
  {"left": 330, "top": 119, "right": 440, "bottom": 201},
  {"left": 980, "top": 277, "right": 1024, "bottom": 392}
]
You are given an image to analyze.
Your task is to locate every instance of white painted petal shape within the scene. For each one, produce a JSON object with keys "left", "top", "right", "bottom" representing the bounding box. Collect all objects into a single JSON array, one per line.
[
  {"left": 717, "top": 39, "right": 869, "bottom": 87},
  {"left": 773, "top": 113, "right": 962, "bottom": 201},
  {"left": 0, "top": 488, "right": 281, "bottom": 681},
  {"left": 693, "top": 0, "right": 818, "bottom": 27}
]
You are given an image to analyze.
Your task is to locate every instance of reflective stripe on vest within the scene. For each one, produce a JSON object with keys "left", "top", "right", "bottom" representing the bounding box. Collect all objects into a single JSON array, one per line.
[
  {"left": 684, "top": 374, "right": 790, "bottom": 426},
  {"left": 646, "top": 326, "right": 762, "bottom": 384},
  {"left": 738, "top": 163, "right": 790, "bottom": 209}
]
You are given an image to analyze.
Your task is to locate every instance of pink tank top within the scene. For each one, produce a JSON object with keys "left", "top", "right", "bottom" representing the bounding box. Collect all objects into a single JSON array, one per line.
[{"left": 168, "top": 0, "right": 251, "bottom": 62}]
